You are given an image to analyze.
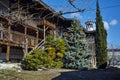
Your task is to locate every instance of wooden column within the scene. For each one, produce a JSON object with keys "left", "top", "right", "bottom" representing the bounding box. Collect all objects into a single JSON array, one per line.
[
  {"left": 51, "top": 29, "right": 56, "bottom": 36},
  {"left": 6, "top": 21, "right": 11, "bottom": 61},
  {"left": 25, "top": 38, "right": 28, "bottom": 53},
  {"left": 54, "top": 29, "right": 56, "bottom": 36},
  {"left": 36, "top": 30, "right": 39, "bottom": 45},
  {"left": 24, "top": 27, "right": 27, "bottom": 38},
  {"left": 43, "top": 25, "right": 48, "bottom": 42},
  {"left": 8, "top": 24, "right": 12, "bottom": 41},
  {"left": 43, "top": 25, "right": 46, "bottom": 42},
  {"left": 0, "top": 23, "right": 3, "bottom": 39},
  {"left": 23, "top": 27, "right": 28, "bottom": 58},
  {"left": 0, "top": 30, "right": 3, "bottom": 39},
  {"left": 6, "top": 45, "right": 10, "bottom": 61}
]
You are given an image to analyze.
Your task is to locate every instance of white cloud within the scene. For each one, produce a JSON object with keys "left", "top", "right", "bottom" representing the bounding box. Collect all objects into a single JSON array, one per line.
[
  {"left": 103, "top": 19, "right": 117, "bottom": 30},
  {"left": 103, "top": 21, "right": 109, "bottom": 30},
  {"left": 109, "top": 19, "right": 118, "bottom": 26},
  {"left": 71, "top": 13, "right": 82, "bottom": 19}
]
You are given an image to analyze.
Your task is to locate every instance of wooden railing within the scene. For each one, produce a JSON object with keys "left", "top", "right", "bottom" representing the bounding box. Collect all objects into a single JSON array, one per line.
[
  {"left": 37, "top": 19, "right": 56, "bottom": 29},
  {"left": 0, "top": 29, "right": 37, "bottom": 48},
  {"left": 24, "top": 19, "right": 37, "bottom": 28},
  {"left": 11, "top": 31, "right": 37, "bottom": 47},
  {"left": 26, "top": 35, "right": 36, "bottom": 47}
]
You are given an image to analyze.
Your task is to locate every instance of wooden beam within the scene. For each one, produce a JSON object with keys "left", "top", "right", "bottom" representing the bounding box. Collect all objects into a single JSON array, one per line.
[
  {"left": 22, "top": 23, "right": 38, "bottom": 31},
  {"left": 37, "top": 20, "right": 56, "bottom": 29},
  {"left": 6, "top": 45, "right": 10, "bottom": 61},
  {"left": 45, "top": 27, "right": 48, "bottom": 31}
]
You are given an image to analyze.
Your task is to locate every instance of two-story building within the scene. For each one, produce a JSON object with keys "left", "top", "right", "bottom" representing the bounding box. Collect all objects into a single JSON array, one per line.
[{"left": 0, "top": 0, "right": 72, "bottom": 62}]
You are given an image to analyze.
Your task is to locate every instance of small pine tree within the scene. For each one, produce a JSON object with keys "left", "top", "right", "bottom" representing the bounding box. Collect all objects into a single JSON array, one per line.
[{"left": 64, "top": 19, "right": 92, "bottom": 69}]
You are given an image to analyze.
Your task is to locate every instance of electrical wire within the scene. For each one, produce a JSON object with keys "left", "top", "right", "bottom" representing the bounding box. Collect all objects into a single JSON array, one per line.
[
  {"left": 86, "top": 4, "right": 120, "bottom": 12},
  {"left": 60, "top": 4, "right": 120, "bottom": 14}
]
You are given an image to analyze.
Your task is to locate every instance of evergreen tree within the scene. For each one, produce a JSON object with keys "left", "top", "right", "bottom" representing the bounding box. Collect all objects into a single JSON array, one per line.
[
  {"left": 64, "top": 19, "right": 91, "bottom": 69},
  {"left": 95, "top": 0, "right": 108, "bottom": 68}
]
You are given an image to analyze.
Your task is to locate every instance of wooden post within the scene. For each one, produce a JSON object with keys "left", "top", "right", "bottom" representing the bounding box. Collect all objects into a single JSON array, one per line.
[
  {"left": 54, "top": 29, "right": 56, "bottom": 36},
  {"left": 23, "top": 27, "right": 28, "bottom": 58},
  {"left": 25, "top": 27, "right": 27, "bottom": 37},
  {"left": 6, "top": 45, "right": 10, "bottom": 61},
  {"left": 52, "top": 29, "right": 56, "bottom": 36},
  {"left": 25, "top": 38, "right": 28, "bottom": 53},
  {"left": 36, "top": 30, "right": 39, "bottom": 45},
  {"left": 6, "top": 21, "right": 11, "bottom": 61},
  {"left": 0, "top": 30, "right": 3, "bottom": 39},
  {"left": 44, "top": 25, "right": 46, "bottom": 42},
  {"left": 8, "top": 25, "right": 12, "bottom": 41}
]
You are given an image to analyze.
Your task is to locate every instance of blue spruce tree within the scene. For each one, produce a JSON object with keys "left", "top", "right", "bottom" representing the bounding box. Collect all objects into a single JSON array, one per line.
[{"left": 64, "top": 19, "right": 92, "bottom": 69}]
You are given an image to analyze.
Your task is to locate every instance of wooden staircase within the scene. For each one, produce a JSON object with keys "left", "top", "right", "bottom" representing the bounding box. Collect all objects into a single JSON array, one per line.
[{"left": 29, "top": 39, "right": 44, "bottom": 54}]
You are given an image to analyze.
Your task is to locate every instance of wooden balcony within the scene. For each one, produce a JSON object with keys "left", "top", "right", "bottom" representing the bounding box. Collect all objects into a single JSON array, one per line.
[
  {"left": 0, "top": 29, "right": 36, "bottom": 48},
  {"left": 37, "top": 19, "right": 56, "bottom": 29}
]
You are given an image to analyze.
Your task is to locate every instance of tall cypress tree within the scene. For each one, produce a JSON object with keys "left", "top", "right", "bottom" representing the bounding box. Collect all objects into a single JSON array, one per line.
[{"left": 95, "top": 0, "right": 108, "bottom": 68}]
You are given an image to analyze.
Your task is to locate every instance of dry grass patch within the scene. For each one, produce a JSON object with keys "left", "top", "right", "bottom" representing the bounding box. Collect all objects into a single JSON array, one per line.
[{"left": 0, "top": 69, "right": 61, "bottom": 80}]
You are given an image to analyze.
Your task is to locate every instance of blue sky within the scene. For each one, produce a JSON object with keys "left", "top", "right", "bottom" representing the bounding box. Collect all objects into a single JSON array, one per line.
[{"left": 43, "top": 0, "right": 120, "bottom": 48}]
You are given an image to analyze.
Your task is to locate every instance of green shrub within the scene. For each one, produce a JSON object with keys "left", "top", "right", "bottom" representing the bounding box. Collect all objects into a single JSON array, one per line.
[
  {"left": 45, "top": 35, "right": 66, "bottom": 54},
  {"left": 54, "top": 61, "right": 64, "bottom": 68},
  {"left": 45, "top": 35, "right": 66, "bottom": 58},
  {"left": 45, "top": 35, "right": 66, "bottom": 68},
  {"left": 46, "top": 47, "right": 56, "bottom": 59},
  {"left": 21, "top": 49, "right": 52, "bottom": 70},
  {"left": 21, "top": 35, "right": 66, "bottom": 70}
]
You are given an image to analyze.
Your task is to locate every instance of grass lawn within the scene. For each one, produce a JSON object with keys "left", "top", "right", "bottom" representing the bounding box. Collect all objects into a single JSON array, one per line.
[{"left": 0, "top": 69, "right": 61, "bottom": 80}]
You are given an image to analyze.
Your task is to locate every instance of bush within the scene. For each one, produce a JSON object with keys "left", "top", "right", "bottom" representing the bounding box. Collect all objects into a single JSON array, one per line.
[
  {"left": 21, "top": 35, "right": 66, "bottom": 70},
  {"left": 21, "top": 49, "right": 52, "bottom": 70},
  {"left": 45, "top": 35, "right": 66, "bottom": 57},
  {"left": 45, "top": 35, "right": 66, "bottom": 68},
  {"left": 45, "top": 35, "right": 66, "bottom": 54},
  {"left": 54, "top": 61, "right": 64, "bottom": 68},
  {"left": 46, "top": 47, "right": 56, "bottom": 59}
]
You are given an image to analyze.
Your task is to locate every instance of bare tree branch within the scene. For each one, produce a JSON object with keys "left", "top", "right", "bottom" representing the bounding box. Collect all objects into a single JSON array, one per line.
[
  {"left": 59, "top": 9, "right": 85, "bottom": 15},
  {"left": 68, "top": 0, "right": 85, "bottom": 13}
]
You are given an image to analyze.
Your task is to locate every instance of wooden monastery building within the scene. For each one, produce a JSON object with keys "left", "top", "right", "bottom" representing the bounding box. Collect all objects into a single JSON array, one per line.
[
  {"left": 0, "top": 0, "right": 72, "bottom": 62},
  {"left": 0, "top": 0, "right": 96, "bottom": 65}
]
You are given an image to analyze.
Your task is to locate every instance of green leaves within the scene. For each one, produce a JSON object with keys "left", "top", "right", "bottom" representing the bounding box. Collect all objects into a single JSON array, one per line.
[
  {"left": 21, "top": 49, "right": 52, "bottom": 70},
  {"left": 45, "top": 35, "right": 66, "bottom": 54},
  {"left": 21, "top": 35, "right": 66, "bottom": 70},
  {"left": 45, "top": 35, "right": 66, "bottom": 59}
]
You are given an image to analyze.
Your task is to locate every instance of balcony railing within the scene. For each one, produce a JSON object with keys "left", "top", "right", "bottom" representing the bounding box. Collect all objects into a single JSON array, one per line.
[
  {"left": 37, "top": 19, "right": 56, "bottom": 29},
  {"left": 0, "top": 28, "right": 36, "bottom": 48}
]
